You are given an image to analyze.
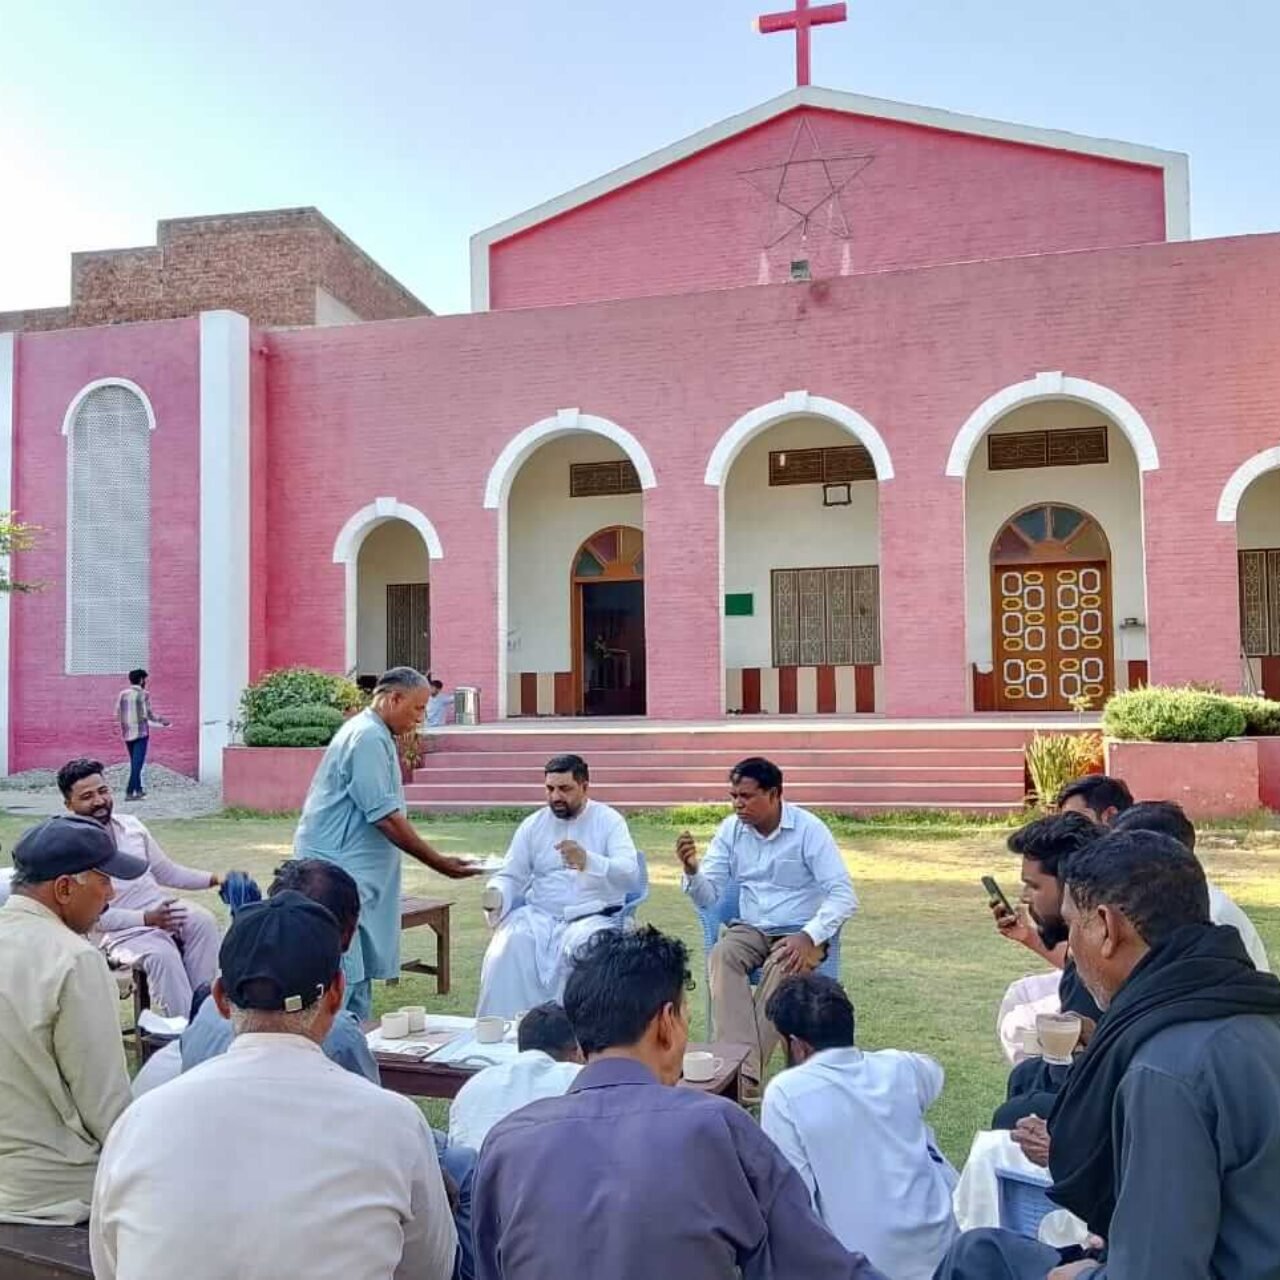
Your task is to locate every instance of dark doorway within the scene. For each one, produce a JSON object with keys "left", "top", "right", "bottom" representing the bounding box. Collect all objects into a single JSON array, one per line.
[{"left": 580, "top": 580, "right": 646, "bottom": 716}]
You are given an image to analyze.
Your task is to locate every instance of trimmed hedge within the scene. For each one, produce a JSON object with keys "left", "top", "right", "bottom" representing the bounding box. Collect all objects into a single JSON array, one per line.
[
  {"left": 239, "top": 668, "right": 364, "bottom": 749},
  {"left": 1102, "top": 686, "right": 1247, "bottom": 743},
  {"left": 1231, "top": 696, "right": 1280, "bottom": 736},
  {"left": 243, "top": 722, "right": 335, "bottom": 749},
  {"left": 264, "top": 703, "right": 346, "bottom": 732}
]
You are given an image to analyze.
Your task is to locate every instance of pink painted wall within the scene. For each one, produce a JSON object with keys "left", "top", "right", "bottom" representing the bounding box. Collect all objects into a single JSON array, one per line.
[
  {"left": 223, "top": 746, "right": 322, "bottom": 812},
  {"left": 1257, "top": 736, "right": 1280, "bottom": 812},
  {"left": 10, "top": 320, "right": 201, "bottom": 774},
  {"left": 1106, "top": 738, "right": 1261, "bottom": 820},
  {"left": 248, "top": 333, "right": 270, "bottom": 681},
  {"left": 488, "top": 106, "right": 1169, "bottom": 310}
]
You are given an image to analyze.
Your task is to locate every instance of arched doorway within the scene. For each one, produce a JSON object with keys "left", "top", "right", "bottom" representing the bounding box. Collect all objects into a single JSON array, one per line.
[
  {"left": 1230, "top": 459, "right": 1280, "bottom": 698},
  {"left": 991, "top": 504, "right": 1113, "bottom": 711},
  {"left": 572, "top": 525, "right": 646, "bottom": 716}
]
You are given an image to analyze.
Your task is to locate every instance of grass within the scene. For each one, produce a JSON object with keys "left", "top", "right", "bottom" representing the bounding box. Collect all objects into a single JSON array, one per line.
[{"left": 4, "top": 811, "right": 1279, "bottom": 1164}]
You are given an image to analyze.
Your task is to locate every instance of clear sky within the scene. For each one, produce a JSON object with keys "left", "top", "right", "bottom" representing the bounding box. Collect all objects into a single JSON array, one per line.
[{"left": 2, "top": 0, "right": 1277, "bottom": 316}]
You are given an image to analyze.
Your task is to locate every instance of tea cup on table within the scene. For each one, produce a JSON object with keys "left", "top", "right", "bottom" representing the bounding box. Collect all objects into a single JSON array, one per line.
[
  {"left": 381, "top": 1011, "right": 410, "bottom": 1040},
  {"left": 682, "top": 1050, "right": 723, "bottom": 1083},
  {"left": 1035, "top": 1012, "right": 1082, "bottom": 1065},
  {"left": 400, "top": 1006, "right": 427, "bottom": 1033},
  {"left": 475, "top": 1016, "right": 511, "bottom": 1044}
]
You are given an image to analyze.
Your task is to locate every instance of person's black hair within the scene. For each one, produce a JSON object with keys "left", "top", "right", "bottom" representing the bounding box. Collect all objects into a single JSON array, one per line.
[
  {"left": 517, "top": 1002, "right": 579, "bottom": 1061},
  {"left": 545, "top": 754, "right": 589, "bottom": 783},
  {"left": 1006, "top": 811, "right": 1101, "bottom": 878},
  {"left": 269, "top": 858, "right": 360, "bottom": 936},
  {"left": 765, "top": 974, "right": 855, "bottom": 1051},
  {"left": 1056, "top": 774, "right": 1134, "bottom": 818},
  {"left": 128, "top": 668, "right": 148, "bottom": 686},
  {"left": 1111, "top": 800, "right": 1196, "bottom": 853},
  {"left": 1063, "top": 829, "right": 1209, "bottom": 947},
  {"left": 56, "top": 757, "right": 106, "bottom": 800},
  {"left": 429, "top": 679, "right": 444, "bottom": 693},
  {"left": 563, "top": 926, "right": 691, "bottom": 1056},
  {"left": 729, "top": 756, "right": 783, "bottom": 793}
]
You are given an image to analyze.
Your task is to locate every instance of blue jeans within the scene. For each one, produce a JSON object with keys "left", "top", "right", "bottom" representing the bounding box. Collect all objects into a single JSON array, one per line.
[
  {"left": 433, "top": 1132, "right": 477, "bottom": 1280},
  {"left": 126, "top": 736, "right": 148, "bottom": 796}
]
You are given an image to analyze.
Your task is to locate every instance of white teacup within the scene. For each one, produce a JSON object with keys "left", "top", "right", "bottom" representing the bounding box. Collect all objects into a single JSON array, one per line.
[
  {"left": 1036, "top": 1012, "right": 1082, "bottom": 1065},
  {"left": 1019, "top": 1026, "right": 1042, "bottom": 1055},
  {"left": 381, "top": 1011, "right": 410, "bottom": 1040},
  {"left": 401, "top": 1006, "right": 427, "bottom": 1033},
  {"left": 475, "top": 1016, "right": 511, "bottom": 1044},
  {"left": 682, "top": 1050, "right": 723, "bottom": 1083}
]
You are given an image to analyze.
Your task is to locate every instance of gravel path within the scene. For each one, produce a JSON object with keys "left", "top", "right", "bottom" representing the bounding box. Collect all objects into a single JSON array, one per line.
[{"left": 0, "top": 763, "right": 222, "bottom": 819}]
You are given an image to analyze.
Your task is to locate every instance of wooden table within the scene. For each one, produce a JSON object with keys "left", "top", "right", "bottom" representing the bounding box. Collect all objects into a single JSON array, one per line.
[
  {"left": 398, "top": 896, "right": 454, "bottom": 994},
  {"left": 376, "top": 1039, "right": 751, "bottom": 1105},
  {"left": 0, "top": 1223, "right": 91, "bottom": 1279}
]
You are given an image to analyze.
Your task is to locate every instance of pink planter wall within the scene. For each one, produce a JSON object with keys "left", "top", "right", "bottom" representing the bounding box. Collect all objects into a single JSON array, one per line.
[
  {"left": 1105, "top": 738, "right": 1261, "bottom": 820},
  {"left": 1256, "top": 737, "right": 1280, "bottom": 812},
  {"left": 223, "top": 746, "right": 324, "bottom": 812}
]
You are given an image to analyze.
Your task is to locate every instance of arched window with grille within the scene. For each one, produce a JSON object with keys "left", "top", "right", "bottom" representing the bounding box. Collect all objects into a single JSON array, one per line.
[{"left": 64, "top": 380, "right": 154, "bottom": 674}]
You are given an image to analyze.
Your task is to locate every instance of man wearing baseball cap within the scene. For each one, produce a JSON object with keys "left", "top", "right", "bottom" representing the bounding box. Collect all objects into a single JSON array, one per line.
[
  {"left": 91, "top": 892, "right": 457, "bottom": 1280},
  {"left": 0, "top": 815, "right": 148, "bottom": 1224}
]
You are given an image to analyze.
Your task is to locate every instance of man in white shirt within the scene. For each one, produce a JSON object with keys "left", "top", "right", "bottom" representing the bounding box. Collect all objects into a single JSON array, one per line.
[
  {"left": 477, "top": 755, "right": 639, "bottom": 1017},
  {"left": 762, "top": 974, "right": 958, "bottom": 1280},
  {"left": 91, "top": 891, "right": 457, "bottom": 1280},
  {"left": 450, "top": 1002, "right": 583, "bottom": 1151},
  {"left": 59, "top": 757, "right": 226, "bottom": 1018},
  {"left": 0, "top": 815, "right": 147, "bottom": 1224},
  {"left": 677, "top": 757, "right": 857, "bottom": 1091}
]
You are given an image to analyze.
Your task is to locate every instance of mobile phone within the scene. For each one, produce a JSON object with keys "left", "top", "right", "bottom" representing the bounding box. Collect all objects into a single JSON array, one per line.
[{"left": 982, "top": 875, "right": 1015, "bottom": 916}]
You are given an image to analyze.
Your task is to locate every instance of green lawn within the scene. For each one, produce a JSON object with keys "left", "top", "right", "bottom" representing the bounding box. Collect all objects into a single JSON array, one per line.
[{"left": 4, "top": 811, "right": 1279, "bottom": 1164}]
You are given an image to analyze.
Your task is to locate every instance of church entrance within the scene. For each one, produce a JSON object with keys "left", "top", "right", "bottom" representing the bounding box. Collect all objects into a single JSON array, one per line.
[
  {"left": 572, "top": 525, "right": 646, "bottom": 716},
  {"left": 991, "top": 505, "right": 1113, "bottom": 711}
]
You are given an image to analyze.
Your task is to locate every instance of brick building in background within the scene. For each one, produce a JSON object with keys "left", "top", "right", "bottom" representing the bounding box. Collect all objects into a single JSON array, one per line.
[{"left": 0, "top": 206, "right": 429, "bottom": 332}]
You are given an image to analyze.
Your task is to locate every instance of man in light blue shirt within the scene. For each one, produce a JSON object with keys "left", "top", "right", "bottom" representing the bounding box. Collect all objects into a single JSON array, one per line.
[
  {"left": 426, "top": 679, "right": 450, "bottom": 729},
  {"left": 293, "top": 667, "right": 480, "bottom": 1020},
  {"left": 677, "top": 756, "right": 857, "bottom": 1092}
]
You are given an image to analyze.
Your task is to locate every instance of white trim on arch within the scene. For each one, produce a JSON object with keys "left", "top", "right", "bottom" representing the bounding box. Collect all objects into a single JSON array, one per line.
[
  {"left": 704, "top": 390, "right": 895, "bottom": 487},
  {"left": 1216, "top": 447, "right": 1280, "bottom": 523},
  {"left": 332, "top": 498, "right": 444, "bottom": 676},
  {"left": 945, "top": 371, "right": 1161, "bottom": 477},
  {"left": 482, "top": 408, "right": 657, "bottom": 511},
  {"left": 61, "top": 377, "right": 158, "bottom": 435}
]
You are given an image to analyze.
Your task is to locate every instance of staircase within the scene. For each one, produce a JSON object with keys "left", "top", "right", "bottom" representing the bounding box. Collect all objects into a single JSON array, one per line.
[{"left": 405, "top": 721, "right": 1045, "bottom": 813}]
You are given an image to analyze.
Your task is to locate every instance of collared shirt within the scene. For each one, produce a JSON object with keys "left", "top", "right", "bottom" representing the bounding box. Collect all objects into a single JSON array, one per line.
[
  {"left": 179, "top": 997, "right": 380, "bottom": 1084},
  {"left": 684, "top": 803, "right": 858, "bottom": 944},
  {"left": 294, "top": 708, "right": 405, "bottom": 980},
  {"left": 96, "top": 813, "right": 214, "bottom": 935},
  {"left": 426, "top": 693, "right": 449, "bottom": 728},
  {"left": 116, "top": 687, "right": 159, "bottom": 743},
  {"left": 762, "top": 1047, "right": 957, "bottom": 1280},
  {"left": 0, "top": 895, "right": 133, "bottom": 1224},
  {"left": 449, "top": 1049, "right": 580, "bottom": 1151},
  {"left": 91, "top": 1033, "right": 456, "bottom": 1280},
  {"left": 474, "top": 1056, "right": 884, "bottom": 1280},
  {"left": 487, "top": 800, "right": 638, "bottom": 922},
  {"left": 1207, "top": 884, "right": 1271, "bottom": 972}
]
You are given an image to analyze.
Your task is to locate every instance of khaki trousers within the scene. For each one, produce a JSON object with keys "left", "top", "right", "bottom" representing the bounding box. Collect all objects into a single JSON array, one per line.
[{"left": 709, "top": 923, "right": 823, "bottom": 1086}]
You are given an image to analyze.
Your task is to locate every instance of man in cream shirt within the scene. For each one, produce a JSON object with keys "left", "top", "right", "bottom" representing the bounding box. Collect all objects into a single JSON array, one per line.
[
  {"left": 91, "top": 892, "right": 457, "bottom": 1280},
  {"left": 477, "top": 755, "right": 639, "bottom": 1017},
  {"left": 0, "top": 815, "right": 147, "bottom": 1224}
]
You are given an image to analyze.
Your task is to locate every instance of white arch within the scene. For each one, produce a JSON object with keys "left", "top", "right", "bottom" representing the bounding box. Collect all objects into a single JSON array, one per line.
[
  {"left": 946, "top": 371, "right": 1160, "bottom": 477},
  {"left": 1216, "top": 446, "right": 1280, "bottom": 523},
  {"left": 482, "top": 407, "right": 657, "bottom": 510},
  {"left": 61, "top": 377, "right": 157, "bottom": 434},
  {"left": 332, "top": 498, "right": 443, "bottom": 674},
  {"left": 703, "top": 390, "right": 895, "bottom": 486}
]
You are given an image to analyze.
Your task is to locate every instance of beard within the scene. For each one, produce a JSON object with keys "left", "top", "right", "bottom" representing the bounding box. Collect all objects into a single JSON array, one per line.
[
  {"left": 1035, "top": 914, "right": 1069, "bottom": 950},
  {"left": 88, "top": 802, "right": 113, "bottom": 825},
  {"left": 548, "top": 799, "right": 579, "bottom": 819}
]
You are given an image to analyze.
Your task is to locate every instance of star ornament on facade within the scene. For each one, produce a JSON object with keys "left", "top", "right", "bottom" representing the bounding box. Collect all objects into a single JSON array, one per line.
[{"left": 739, "top": 117, "right": 875, "bottom": 249}]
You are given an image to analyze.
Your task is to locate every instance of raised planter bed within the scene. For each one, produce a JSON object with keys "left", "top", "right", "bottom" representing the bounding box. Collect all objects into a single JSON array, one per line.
[
  {"left": 1105, "top": 738, "right": 1260, "bottom": 820},
  {"left": 223, "top": 746, "right": 324, "bottom": 812},
  {"left": 1257, "top": 737, "right": 1280, "bottom": 812}
]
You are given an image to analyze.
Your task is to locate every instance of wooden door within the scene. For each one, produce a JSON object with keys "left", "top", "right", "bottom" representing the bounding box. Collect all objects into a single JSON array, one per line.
[
  {"left": 386, "top": 582, "right": 429, "bottom": 672},
  {"left": 994, "top": 562, "right": 1112, "bottom": 711},
  {"left": 571, "top": 526, "right": 645, "bottom": 716}
]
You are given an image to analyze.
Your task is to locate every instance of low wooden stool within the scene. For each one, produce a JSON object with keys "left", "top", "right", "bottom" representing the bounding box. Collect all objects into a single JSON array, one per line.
[{"left": 398, "top": 896, "right": 454, "bottom": 994}]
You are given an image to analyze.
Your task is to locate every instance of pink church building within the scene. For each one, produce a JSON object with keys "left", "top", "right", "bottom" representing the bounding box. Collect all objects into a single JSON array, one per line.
[{"left": 3, "top": 85, "right": 1280, "bottom": 799}]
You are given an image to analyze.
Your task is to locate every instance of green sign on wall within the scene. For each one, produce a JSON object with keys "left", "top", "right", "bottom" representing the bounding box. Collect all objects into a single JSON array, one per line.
[{"left": 724, "top": 593, "right": 754, "bottom": 617}]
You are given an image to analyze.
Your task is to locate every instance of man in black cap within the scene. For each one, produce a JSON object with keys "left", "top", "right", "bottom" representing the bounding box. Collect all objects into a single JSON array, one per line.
[
  {"left": 91, "top": 892, "right": 458, "bottom": 1280},
  {"left": 0, "top": 815, "right": 148, "bottom": 1224}
]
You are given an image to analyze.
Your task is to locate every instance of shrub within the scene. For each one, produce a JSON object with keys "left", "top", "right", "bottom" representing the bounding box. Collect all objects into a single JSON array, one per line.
[
  {"left": 1230, "top": 696, "right": 1280, "bottom": 736},
  {"left": 243, "top": 721, "right": 335, "bottom": 749},
  {"left": 1102, "top": 686, "right": 1247, "bottom": 743},
  {"left": 239, "top": 668, "right": 363, "bottom": 748},
  {"left": 264, "top": 703, "right": 346, "bottom": 733},
  {"left": 1025, "top": 732, "right": 1103, "bottom": 808}
]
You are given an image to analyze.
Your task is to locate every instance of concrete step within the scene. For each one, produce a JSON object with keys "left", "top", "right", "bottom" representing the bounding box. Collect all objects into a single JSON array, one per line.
[
  {"left": 408, "top": 796, "right": 1023, "bottom": 814},
  {"left": 412, "top": 764, "right": 1019, "bottom": 786}
]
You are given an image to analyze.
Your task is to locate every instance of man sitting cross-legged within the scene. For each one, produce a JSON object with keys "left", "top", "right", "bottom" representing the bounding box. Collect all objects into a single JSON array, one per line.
[
  {"left": 477, "top": 754, "right": 638, "bottom": 1017},
  {"left": 60, "top": 756, "right": 226, "bottom": 1018},
  {"left": 761, "top": 974, "right": 958, "bottom": 1280},
  {"left": 449, "top": 1002, "right": 583, "bottom": 1151},
  {"left": 474, "top": 926, "right": 885, "bottom": 1280},
  {"left": 937, "top": 828, "right": 1280, "bottom": 1280},
  {"left": 91, "top": 892, "right": 457, "bottom": 1280},
  {"left": 677, "top": 756, "right": 857, "bottom": 1095},
  {"left": 0, "top": 816, "right": 147, "bottom": 1224}
]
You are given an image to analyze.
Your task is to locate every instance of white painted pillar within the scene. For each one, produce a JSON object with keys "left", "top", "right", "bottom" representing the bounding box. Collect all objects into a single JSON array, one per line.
[
  {"left": 198, "top": 312, "right": 251, "bottom": 783},
  {"left": 0, "top": 334, "right": 14, "bottom": 775}
]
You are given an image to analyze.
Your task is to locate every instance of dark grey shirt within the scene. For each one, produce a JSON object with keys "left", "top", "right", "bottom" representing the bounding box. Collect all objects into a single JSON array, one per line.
[
  {"left": 474, "top": 1057, "right": 884, "bottom": 1280},
  {"left": 1099, "top": 1012, "right": 1280, "bottom": 1279}
]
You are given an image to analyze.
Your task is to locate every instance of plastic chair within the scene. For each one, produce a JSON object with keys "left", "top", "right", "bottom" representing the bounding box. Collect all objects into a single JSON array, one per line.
[
  {"left": 995, "top": 1167, "right": 1057, "bottom": 1240},
  {"left": 620, "top": 850, "right": 649, "bottom": 927}
]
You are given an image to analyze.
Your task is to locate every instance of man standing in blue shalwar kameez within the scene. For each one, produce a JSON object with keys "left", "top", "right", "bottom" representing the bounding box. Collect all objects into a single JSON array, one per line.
[{"left": 294, "top": 667, "right": 481, "bottom": 1019}]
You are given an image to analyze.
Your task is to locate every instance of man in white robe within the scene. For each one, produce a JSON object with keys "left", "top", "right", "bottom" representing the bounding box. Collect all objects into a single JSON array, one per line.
[{"left": 477, "top": 755, "right": 638, "bottom": 1018}]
